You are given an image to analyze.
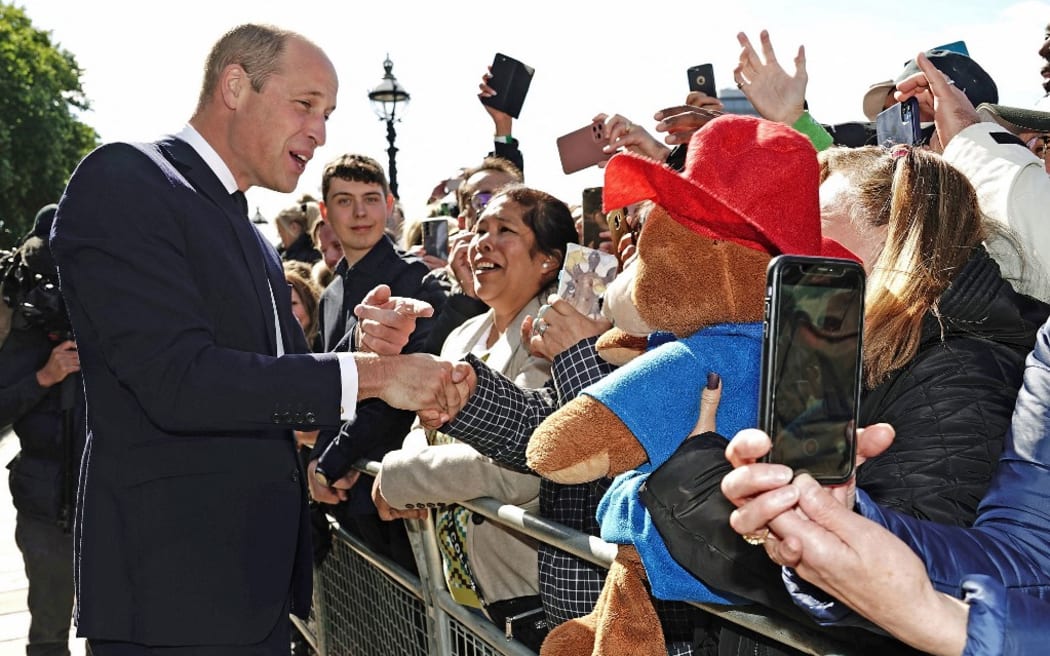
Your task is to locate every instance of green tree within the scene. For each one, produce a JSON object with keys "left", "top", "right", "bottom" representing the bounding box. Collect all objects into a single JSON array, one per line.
[{"left": 0, "top": 3, "right": 98, "bottom": 248}]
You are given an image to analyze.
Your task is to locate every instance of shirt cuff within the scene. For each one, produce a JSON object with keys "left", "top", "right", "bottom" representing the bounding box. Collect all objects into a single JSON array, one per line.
[
  {"left": 336, "top": 353, "right": 358, "bottom": 422},
  {"left": 791, "top": 111, "right": 834, "bottom": 152}
]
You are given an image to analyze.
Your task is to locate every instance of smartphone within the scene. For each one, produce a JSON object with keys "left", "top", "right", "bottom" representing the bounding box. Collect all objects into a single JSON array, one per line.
[
  {"left": 479, "top": 53, "right": 535, "bottom": 119},
  {"left": 759, "top": 255, "right": 865, "bottom": 484},
  {"left": 581, "top": 187, "right": 606, "bottom": 249},
  {"left": 687, "top": 63, "right": 717, "bottom": 97},
  {"left": 421, "top": 218, "right": 449, "bottom": 260},
  {"left": 557, "top": 121, "right": 613, "bottom": 174},
  {"left": 875, "top": 97, "right": 922, "bottom": 147},
  {"left": 605, "top": 207, "right": 630, "bottom": 255}
]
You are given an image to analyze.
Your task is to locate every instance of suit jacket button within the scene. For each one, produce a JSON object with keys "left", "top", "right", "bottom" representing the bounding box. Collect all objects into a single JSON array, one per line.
[
  {"left": 291, "top": 470, "right": 300, "bottom": 483},
  {"left": 305, "top": 412, "right": 317, "bottom": 425},
  {"left": 272, "top": 412, "right": 282, "bottom": 424},
  {"left": 292, "top": 414, "right": 303, "bottom": 424}
]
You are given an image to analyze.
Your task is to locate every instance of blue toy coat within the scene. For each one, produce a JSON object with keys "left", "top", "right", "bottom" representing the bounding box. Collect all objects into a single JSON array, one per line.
[{"left": 586, "top": 322, "right": 762, "bottom": 604}]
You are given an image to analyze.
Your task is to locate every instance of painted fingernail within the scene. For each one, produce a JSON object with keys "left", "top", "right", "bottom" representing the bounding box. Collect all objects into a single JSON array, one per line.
[{"left": 707, "top": 372, "right": 720, "bottom": 389}]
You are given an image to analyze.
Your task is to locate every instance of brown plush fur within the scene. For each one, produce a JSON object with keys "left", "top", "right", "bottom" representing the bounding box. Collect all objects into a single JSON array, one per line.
[
  {"left": 594, "top": 328, "right": 650, "bottom": 366},
  {"left": 526, "top": 204, "right": 770, "bottom": 656},
  {"left": 634, "top": 208, "right": 768, "bottom": 336},
  {"left": 539, "top": 547, "right": 664, "bottom": 656},
  {"left": 526, "top": 396, "right": 648, "bottom": 485}
]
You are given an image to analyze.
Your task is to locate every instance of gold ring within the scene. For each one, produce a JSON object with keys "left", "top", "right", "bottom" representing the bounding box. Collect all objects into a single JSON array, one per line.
[
  {"left": 624, "top": 123, "right": 633, "bottom": 133},
  {"left": 742, "top": 529, "right": 769, "bottom": 546}
]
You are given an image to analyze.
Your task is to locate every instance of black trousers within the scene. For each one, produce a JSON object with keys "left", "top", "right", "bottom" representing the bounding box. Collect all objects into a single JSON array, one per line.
[
  {"left": 87, "top": 605, "right": 291, "bottom": 656},
  {"left": 15, "top": 511, "right": 76, "bottom": 656}
]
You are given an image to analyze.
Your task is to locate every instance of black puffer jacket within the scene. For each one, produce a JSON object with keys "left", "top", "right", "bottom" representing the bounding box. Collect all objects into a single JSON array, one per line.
[{"left": 856, "top": 247, "right": 1049, "bottom": 526}]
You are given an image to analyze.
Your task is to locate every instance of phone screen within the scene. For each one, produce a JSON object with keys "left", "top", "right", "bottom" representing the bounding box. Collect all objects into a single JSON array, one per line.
[
  {"left": 760, "top": 255, "right": 865, "bottom": 483},
  {"left": 581, "top": 187, "right": 606, "bottom": 249}
]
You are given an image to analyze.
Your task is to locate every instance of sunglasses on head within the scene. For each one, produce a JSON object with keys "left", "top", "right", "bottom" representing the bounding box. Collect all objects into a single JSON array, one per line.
[{"left": 470, "top": 192, "right": 495, "bottom": 212}]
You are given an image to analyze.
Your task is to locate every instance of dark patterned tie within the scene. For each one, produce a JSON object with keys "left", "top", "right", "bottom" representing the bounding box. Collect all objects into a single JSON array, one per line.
[
  {"left": 231, "top": 190, "right": 287, "bottom": 353},
  {"left": 232, "top": 190, "right": 249, "bottom": 218}
]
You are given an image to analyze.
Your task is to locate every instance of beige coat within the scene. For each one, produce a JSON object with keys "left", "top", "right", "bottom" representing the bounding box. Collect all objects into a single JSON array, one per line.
[{"left": 380, "top": 296, "right": 549, "bottom": 606}]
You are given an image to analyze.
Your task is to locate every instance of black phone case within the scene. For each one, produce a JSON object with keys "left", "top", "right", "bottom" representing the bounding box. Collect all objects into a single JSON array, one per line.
[
  {"left": 687, "top": 63, "right": 717, "bottom": 97},
  {"left": 480, "top": 53, "right": 535, "bottom": 119},
  {"left": 759, "top": 255, "right": 864, "bottom": 484},
  {"left": 875, "top": 97, "right": 921, "bottom": 147}
]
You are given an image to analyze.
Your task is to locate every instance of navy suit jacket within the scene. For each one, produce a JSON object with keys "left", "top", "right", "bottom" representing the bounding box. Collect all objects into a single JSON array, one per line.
[{"left": 51, "top": 137, "right": 343, "bottom": 646}]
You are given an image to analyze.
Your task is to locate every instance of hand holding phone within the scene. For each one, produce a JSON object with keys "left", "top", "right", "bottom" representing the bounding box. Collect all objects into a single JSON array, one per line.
[
  {"left": 479, "top": 53, "right": 535, "bottom": 119},
  {"left": 875, "top": 97, "right": 922, "bottom": 147},
  {"left": 557, "top": 121, "right": 614, "bottom": 174},
  {"left": 687, "top": 63, "right": 717, "bottom": 98},
  {"left": 759, "top": 255, "right": 865, "bottom": 484}
]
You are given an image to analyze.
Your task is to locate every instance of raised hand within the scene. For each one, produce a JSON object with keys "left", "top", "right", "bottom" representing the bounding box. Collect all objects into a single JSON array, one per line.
[
  {"left": 733, "top": 30, "right": 808, "bottom": 125},
  {"left": 522, "top": 294, "right": 612, "bottom": 362},
  {"left": 594, "top": 112, "right": 672, "bottom": 164}
]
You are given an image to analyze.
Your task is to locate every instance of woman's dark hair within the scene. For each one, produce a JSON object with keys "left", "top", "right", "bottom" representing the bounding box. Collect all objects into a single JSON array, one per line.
[{"left": 491, "top": 184, "right": 578, "bottom": 264}]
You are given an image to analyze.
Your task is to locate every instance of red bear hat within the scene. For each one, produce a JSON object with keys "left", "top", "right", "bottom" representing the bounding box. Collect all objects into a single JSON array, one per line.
[{"left": 603, "top": 114, "right": 857, "bottom": 261}]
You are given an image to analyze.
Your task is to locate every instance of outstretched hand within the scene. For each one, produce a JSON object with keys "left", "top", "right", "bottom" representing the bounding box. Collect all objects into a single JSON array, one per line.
[
  {"left": 721, "top": 423, "right": 895, "bottom": 555},
  {"left": 733, "top": 30, "right": 808, "bottom": 125},
  {"left": 355, "top": 284, "right": 434, "bottom": 355},
  {"left": 594, "top": 112, "right": 672, "bottom": 164},
  {"left": 522, "top": 294, "right": 612, "bottom": 362},
  {"left": 764, "top": 474, "right": 969, "bottom": 656},
  {"left": 479, "top": 66, "right": 514, "bottom": 136},
  {"left": 894, "top": 51, "right": 981, "bottom": 152},
  {"left": 416, "top": 360, "right": 478, "bottom": 431}
]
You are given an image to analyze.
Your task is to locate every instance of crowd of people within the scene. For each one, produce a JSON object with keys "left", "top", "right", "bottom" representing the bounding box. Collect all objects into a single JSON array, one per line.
[{"left": 0, "top": 17, "right": 1048, "bottom": 656}]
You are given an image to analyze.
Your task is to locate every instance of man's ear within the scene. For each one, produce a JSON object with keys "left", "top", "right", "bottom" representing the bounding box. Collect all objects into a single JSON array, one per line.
[
  {"left": 220, "top": 64, "right": 249, "bottom": 110},
  {"left": 386, "top": 194, "right": 395, "bottom": 215},
  {"left": 319, "top": 201, "right": 328, "bottom": 220}
]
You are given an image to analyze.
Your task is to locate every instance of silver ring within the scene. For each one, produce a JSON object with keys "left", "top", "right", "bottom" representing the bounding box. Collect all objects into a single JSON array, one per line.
[
  {"left": 533, "top": 319, "right": 548, "bottom": 337},
  {"left": 536, "top": 304, "right": 552, "bottom": 320},
  {"left": 945, "top": 77, "right": 956, "bottom": 87}
]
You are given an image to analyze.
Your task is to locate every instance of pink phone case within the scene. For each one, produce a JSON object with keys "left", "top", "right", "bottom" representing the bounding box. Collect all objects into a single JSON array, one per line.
[{"left": 556, "top": 121, "right": 612, "bottom": 174}]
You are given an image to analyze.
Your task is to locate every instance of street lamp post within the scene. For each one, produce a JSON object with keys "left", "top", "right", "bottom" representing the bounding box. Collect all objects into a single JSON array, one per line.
[{"left": 368, "top": 55, "right": 410, "bottom": 199}]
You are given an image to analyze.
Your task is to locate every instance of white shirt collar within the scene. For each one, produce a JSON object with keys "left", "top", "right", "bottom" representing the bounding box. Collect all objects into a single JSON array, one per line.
[{"left": 175, "top": 123, "right": 239, "bottom": 194}]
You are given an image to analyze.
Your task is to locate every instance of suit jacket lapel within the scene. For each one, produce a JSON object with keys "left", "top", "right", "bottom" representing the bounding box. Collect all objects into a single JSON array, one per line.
[{"left": 158, "top": 137, "right": 279, "bottom": 355}]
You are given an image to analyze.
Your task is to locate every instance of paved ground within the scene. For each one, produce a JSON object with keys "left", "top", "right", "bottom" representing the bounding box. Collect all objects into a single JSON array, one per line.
[{"left": 0, "top": 428, "right": 86, "bottom": 656}]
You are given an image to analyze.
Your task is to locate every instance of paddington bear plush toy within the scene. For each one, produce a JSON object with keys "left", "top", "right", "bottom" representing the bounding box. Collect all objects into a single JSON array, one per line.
[{"left": 524, "top": 115, "right": 856, "bottom": 656}]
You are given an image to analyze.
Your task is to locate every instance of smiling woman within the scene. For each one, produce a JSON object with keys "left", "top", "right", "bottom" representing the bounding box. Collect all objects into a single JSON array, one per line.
[
  {"left": 469, "top": 185, "right": 578, "bottom": 343},
  {"left": 374, "top": 184, "right": 577, "bottom": 642}
]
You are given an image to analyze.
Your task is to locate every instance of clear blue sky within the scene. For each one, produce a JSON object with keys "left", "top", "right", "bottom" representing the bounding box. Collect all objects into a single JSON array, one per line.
[{"left": 16, "top": 0, "right": 1050, "bottom": 241}]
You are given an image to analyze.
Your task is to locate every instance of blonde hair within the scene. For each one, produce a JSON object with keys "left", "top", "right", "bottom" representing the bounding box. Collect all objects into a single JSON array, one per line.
[
  {"left": 275, "top": 200, "right": 322, "bottom": 236},
  {"left": 819, "top": 146, "right": 987, "bottom": 388},
  {"left": 283, "top": 262, "right": 322, "bottom": 348},
  {"left": 196, "top": 24, "right": 299, "bottom": 114}
]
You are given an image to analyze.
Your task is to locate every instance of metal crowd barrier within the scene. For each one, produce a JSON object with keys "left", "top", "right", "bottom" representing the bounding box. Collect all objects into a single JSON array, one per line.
[{"left": 294, "top": 460, "right": 869, "bottom": 656}]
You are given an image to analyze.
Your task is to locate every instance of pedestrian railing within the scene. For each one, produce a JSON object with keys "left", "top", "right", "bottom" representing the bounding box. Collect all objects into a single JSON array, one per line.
[{"left": 294, "top": 461, "right": 866, "bottom": 656}]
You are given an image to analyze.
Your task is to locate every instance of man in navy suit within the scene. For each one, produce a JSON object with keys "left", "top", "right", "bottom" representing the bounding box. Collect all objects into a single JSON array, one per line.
[{"left": 50, "top": 24, "right": 468, "bottom": 654}]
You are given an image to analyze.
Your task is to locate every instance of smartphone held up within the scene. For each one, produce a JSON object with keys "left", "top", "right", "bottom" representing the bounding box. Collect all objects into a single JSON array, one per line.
[
  {"left": 758, "top": 255, "right": 865, "bottom": 484},
  {"left": 875, "top": 97, "right": 922, "bottom": 147}
]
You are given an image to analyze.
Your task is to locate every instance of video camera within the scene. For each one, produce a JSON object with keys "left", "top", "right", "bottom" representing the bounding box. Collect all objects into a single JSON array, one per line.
[{"left": 1, "top": 237, "right": 72, "bottom": 343}]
